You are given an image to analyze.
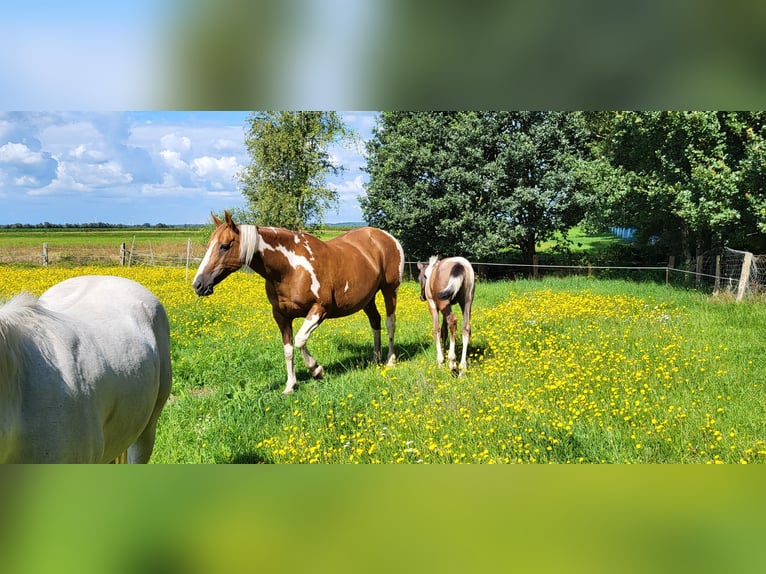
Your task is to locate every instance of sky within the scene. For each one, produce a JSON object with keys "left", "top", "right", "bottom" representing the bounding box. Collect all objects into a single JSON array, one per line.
[{"left": 0, "top": 111, "right": 377, "bottom": 225}]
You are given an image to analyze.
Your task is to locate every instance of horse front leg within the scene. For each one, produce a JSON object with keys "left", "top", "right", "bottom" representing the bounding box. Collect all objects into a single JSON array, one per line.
[
  {"left": 295, "top": 306, "right": 326, "bottom": 381},
  {"left": 273, "top": 312, "right": 298, "bottom": 394}
]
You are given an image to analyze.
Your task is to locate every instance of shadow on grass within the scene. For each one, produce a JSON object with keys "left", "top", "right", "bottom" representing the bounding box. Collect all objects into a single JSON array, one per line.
[
  {"left": 227, "top": 452, "right": 273, "bottom": 464},
  {"left": 255, "top": 340, "right": 431, "bottom": 393}
]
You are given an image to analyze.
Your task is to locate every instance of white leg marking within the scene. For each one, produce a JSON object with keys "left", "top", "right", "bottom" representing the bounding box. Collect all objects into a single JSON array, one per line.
[
  {"left": 295, "top": 312, "right": 325, "bottom": 378},
  {"left": 386, "top": 313, "right": 396, "bottom": 366},
  {"left": 283, "top": 343, "right": 297, "bottom": 394}
]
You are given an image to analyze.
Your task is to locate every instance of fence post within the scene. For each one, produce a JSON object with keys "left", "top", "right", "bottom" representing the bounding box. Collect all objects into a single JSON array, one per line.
[
  {"left": 736, "top": 252, "right": 754, "bottom": 302},
  {"left": 666, "top": 256, "right": 675, "bottom": 287},
  {"left": 185, "top": 238, "right": 192, "bottom": 282},
  {"left": 41, "top": 243, "right": 48, "bottom": 266},
  {"left": 695, "top": 254, "right": 703, "bottom": 286},
  {"left": 127, "top": 236, "right": 136, "bottom": 267},
  {"left": 120, "top": 243, "right": 126, "bottom": 266},
  {"left": 714, "top": 255, "right": 721, "bottom": 294},
  {"left": 532, "top": 254, "right": 539, "bottom": 279}
]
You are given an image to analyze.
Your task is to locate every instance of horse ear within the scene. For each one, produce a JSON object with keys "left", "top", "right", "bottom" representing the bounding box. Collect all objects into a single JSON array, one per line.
[
  {"left": 211, "top": 212, "right": 223, "bottom": 226},
  {"left": 223, "top": 210, "right": 239, "bottom": 232}
]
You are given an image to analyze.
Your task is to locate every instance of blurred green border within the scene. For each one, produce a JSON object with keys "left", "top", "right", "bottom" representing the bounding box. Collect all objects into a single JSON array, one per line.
[{"left": 3, "top": 465, "right": 766, "bottom": 573}]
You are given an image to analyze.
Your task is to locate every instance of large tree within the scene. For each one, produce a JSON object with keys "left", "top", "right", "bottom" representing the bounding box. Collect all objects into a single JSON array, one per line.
[
  {"left": 362, "top": 111, "right": 591, "bottom": 264},
  {"left": 238, "top": 111, "right": 351, "bottom": 230},
  {"left": 587, "top": 111, "right": 762, "bottom": 260}
]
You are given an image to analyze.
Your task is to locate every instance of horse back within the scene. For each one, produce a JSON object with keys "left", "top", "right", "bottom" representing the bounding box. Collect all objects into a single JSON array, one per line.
[
  {"left": 432, "top": 257, "right": 475, "bottom": 303},
  {"left": 33, "top": 276, "right": 171, "bottom": 462},
  {"left": 328, "top": 227, "right": 403, "bottom": 288}
]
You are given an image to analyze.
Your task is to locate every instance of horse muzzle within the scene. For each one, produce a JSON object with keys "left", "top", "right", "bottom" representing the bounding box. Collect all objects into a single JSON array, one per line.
[{"left": 193, "top": 279, "right": 214, "bottom": 297}]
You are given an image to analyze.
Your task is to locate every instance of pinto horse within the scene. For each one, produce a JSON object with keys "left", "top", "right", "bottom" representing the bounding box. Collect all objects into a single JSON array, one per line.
[
  {"left": 193, "top": 211, "right": 404, "bottom": 394},
  {"left": 417, "top": 256, "right": 476, "bottom": 372},
  {"left": 0, "top": 276, "right": 172, "bottom": 463}
]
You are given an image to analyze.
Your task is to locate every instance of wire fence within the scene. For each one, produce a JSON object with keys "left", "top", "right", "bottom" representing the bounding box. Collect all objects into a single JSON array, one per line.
[{"left": 4, "top": 239, "right": 765, "bottom": 300}]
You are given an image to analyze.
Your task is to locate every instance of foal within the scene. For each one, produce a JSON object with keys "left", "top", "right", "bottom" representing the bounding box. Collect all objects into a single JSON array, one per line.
[{"left": 417, "top": 256, "right": 476, "bottom": 372}]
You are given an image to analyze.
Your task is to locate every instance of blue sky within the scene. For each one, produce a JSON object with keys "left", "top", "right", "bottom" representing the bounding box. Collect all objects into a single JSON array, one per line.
[{"left": 0, "top": 111, "right": 377, "bottom": 225}]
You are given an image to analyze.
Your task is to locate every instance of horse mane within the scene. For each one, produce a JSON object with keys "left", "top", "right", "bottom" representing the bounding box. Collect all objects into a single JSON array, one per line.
[
  {"left": 0, "top": 293, "right": 42, "bottom": 387},
  {"left": 239, "top": 224, "right": 260, "bottom": 267}
]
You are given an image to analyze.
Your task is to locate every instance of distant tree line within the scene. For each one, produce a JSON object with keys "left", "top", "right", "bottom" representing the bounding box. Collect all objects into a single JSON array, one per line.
[
  {"left": 361, "top": 111, "right": 766, "bottom": 265},
  {"left": 0, "top": 222, "right": 201, "bottom": 230}
]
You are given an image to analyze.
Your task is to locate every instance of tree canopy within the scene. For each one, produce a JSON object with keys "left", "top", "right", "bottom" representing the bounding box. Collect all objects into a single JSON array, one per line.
[
  {"left": 362, "top": 111, "right": 591, "bottom": 263},
  {"left": 363, "top": 111, "right": 766, "bottom": 264},
  {"left": 238, "top": 111, "right": 352, "bottom": 230}
]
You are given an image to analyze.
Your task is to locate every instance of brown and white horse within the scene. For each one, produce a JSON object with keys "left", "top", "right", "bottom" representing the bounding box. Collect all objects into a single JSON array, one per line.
[
  {"left": 193, "top": 211, "right": 404, "bottom": 394},
  {"left": 417, "top": 256, "right": 475, "bottom": 373}
]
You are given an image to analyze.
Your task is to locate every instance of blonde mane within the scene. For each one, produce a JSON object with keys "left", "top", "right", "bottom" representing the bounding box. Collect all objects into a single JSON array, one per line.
[{"left": 239, "top": 224, "right": 260, "bottom": 268}]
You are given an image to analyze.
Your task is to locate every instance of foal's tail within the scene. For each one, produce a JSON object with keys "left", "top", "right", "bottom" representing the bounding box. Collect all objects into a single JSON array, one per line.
[{"left": 436, "top": 264, "right": 466, "bottom": 302}]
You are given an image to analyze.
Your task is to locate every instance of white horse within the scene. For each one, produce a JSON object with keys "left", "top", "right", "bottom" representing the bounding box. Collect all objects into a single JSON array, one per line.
[{"left": 0, "top": 275, "right": 172, "bottom": 463}]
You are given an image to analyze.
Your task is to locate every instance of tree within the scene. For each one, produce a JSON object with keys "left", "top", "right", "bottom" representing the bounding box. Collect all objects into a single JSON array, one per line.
[
  {"left": 589, "top": 111, "right": 754, "bottom": 261},
  {"left": 238, "top": 111, "right": 352, "bottom": 230},
  {"left": 362, "top": 111, "right": 592, "bottom": 265}
]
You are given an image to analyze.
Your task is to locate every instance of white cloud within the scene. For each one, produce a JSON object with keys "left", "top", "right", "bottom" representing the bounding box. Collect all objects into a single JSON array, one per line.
[
  {"left": 160, "top": 133, "right": 192, "bottom": 152},
  {"left": 191, "top": 155, "right": 240, "bottom": 180},
  {"left": 0, "top": 142, "right": 44, "bottom": 164},
  {"left": 160, "top": 149, "right": 188, "bottom": 171},
  {"left": 328, "top": 174, "right": 365, "bottom": 195}
]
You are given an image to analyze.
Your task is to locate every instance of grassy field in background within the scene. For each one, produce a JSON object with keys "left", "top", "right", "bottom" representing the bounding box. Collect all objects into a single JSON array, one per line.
[
  {"left": 2, "top": 264, "right": 764, "bottom": 464},
  {"left": 0, "top": 226, "right": 352, "bottom": 264}
]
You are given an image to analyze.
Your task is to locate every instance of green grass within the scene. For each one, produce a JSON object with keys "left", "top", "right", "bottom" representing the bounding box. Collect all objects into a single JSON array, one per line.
[{"left": 150, "top": 274, "right": 766, "bottom": 464}]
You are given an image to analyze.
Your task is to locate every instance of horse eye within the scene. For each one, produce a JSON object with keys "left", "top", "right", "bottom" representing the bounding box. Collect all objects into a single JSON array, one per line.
[{"left": 219, "top": 241, "right": 233, "bottom": 251}]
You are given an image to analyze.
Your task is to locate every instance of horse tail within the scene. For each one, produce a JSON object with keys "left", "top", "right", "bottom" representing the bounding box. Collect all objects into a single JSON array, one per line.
[{"left": 436, "top": 264, "right": 465, "bottom": 302}]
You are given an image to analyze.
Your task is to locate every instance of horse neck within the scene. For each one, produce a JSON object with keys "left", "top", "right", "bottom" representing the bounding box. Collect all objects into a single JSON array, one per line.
[{"left": 245, "top": 225, "right": 321, "bottom": 280}]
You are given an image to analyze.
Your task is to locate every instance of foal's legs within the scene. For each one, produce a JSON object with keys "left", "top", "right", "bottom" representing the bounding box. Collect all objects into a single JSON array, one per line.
[
  {"left": 444, "top": 306, "right": 459, "bottom": 372},
  {"left": 458, "top": 298, "right": 473, "bottom": 371},
  {"left": 430, "top": 304, "right": 445, "bottom": 366}
]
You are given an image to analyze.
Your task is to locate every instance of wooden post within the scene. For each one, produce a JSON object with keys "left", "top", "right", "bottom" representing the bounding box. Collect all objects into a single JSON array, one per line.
[
  {"left": 736, "top": 252, "right": 754, "bottom": 302},
  {"left": 695, "top": 254, "right": 703, "bottom": 286},
  {"left": 713, "top": 255, "right": 721, "bottom": 294},
  {"left": 185, "top": 238, "right": 192, "bottom": 282},
  {"left": 149, "top": 241, "right": 154, "bottom": 265},
  {"left": 41, "top": 243, "right": 48, "bottom": 266},
  {"left": 127, "top": 236, "right": 136, "bottom": 267},
  {"left": 532, "top": 254, "right": 539, "bottom": 279},
  {"left": 666, "top": 256, "right": 675, "bottom": 287},
  {"left": 120, "top": 243, "right": 126, "bottom": 266}
]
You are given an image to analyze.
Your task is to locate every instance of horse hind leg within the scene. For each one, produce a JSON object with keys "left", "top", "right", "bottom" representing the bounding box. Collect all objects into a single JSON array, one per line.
[
  {"left": 458, "top": 295, "right": 473, "bottom": 372},
  {"left": 381, "top": 286, "right": 398, "bottom": 367},
  {"left": 363, "top": 299, "right": 383, "bottom": 363},
  {"left": 445, "top": 310, "right": 459, "bottom": 372}
]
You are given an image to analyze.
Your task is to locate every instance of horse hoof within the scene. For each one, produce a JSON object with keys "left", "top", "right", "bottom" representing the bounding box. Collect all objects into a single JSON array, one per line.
[{"left": 311, "top": 365, "right": 325, "bottom": 379}]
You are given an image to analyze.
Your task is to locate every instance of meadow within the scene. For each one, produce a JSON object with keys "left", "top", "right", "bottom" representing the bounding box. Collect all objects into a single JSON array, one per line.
[{"left": 1, "top": 263, "right": 765, "bottom": 464}]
